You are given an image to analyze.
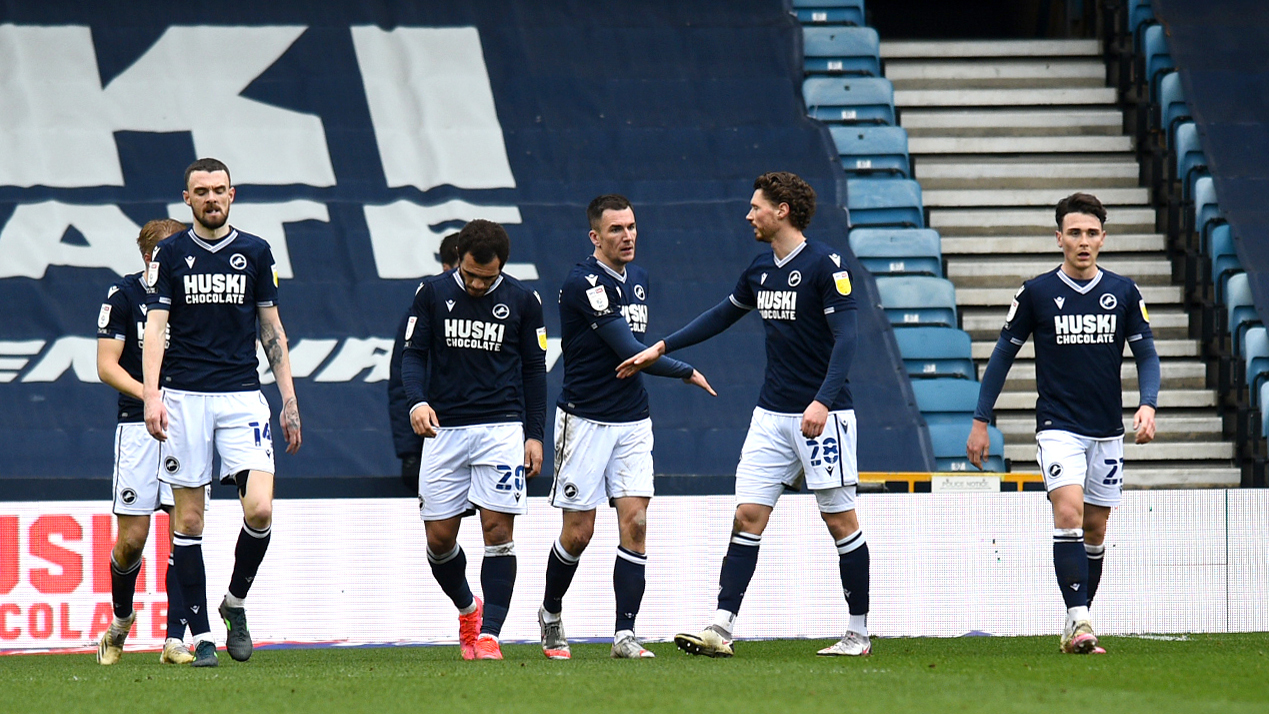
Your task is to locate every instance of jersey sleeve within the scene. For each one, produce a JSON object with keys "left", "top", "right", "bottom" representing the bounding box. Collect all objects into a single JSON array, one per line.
[
  {"left": 1000, "top": 282, "right": 1035, "bottom": 345},
  {"left": 401, "top": 281, "right": 434, "bottom": 407},
  {"left": 519, "top": 289, "right": 548, "bottom": 443},
  {"left": 145, "top": 244, "right": 173, "bottom": 310},
  {"left": 255, "top": 243, "right": 279, "bottom": 307},
  {"left": 1124, "top": 281, "right": 1154, "bottom": 342},
  {"left": 729, "top": 266, "right": 757, "bottom": 310},
  {"left": 817, "top": 253, "right": 856, "bottom": 315},
  {"left": 97, "top": 284, "right": 130, "bottom": 340},
  {"left": 562, "top": 275, "right": 623, "bottom": 329}
]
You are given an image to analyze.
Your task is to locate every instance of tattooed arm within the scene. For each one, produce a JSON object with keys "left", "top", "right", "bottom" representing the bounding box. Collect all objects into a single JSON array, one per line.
[{"left": 258, "top": 305, "right": 302, "bottom": 454}]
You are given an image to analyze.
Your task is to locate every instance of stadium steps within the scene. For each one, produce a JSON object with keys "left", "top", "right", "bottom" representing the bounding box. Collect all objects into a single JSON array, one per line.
[{"left": 883, "top": 39, "right": 1240, "bottom": 488}]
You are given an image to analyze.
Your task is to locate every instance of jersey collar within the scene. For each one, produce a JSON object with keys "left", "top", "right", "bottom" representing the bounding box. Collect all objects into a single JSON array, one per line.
[
  {"left": 1056, "top": 267, "right": 1103, "bottom": 294},
  {"left": 590, "top": 256, "right": 628, "bottom": 283},
  {"left": 773, "top": 240, "right": 807, "bottom": 268},
  {"left": 188, "top": 228, "right": 239, "bottom": 254},
  {"left": 451, "top": 270, "right": 504, "bottom": 295}
]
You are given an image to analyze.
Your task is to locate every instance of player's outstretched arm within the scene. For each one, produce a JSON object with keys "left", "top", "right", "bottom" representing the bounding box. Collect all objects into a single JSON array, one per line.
[
  {"left": 142, "top": 309, "right": 169, "bottom": 441},
  {"left": 616, "top": 340, "right": 666, "bottom": 378},
  {"left": 685, "top": 369, "right": 717, "bottom": 396},
  {"left": 97, "top": 338, "right": 142, "bottom": 401},
  {"left": 259, "top": 306, "right": 302, "bottom": 454}
]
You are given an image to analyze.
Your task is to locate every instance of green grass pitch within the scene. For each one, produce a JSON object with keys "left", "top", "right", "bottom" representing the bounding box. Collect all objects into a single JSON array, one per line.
[{"left": 5, "top": 635, "right": 1267, "bottom": 714}]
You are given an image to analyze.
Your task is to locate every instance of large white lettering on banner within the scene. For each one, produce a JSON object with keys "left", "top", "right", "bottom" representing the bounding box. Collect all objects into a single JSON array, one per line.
[{"left": 0, "top": 491, "right": 1264, "bottom": 651}]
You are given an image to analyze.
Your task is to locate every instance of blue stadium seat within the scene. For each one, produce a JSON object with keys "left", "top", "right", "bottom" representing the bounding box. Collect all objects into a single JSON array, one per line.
[
  {"left": 1174, "top": 122, "right": 1209, "bottom": 201},
  {"left": 1210, "top": 224, "right": 1242, "bottom": 302},
  {"left": 792, "top": 0, "right": 865, "bottom": 26},
  {"left": 802, "top": 77, "right": 895, "bottom": 125},
  {"left": 1143, "top": 24, "right": 1175, "bottom": 102},
  {"left": 802, "top": 27, "right": 881, "bottom": 76},
  {"left": 928, "top": 421, "right": 1006, "bottom": 472},
  {"left": 891, "top": 326, "right": 975, "bottom": 379},
  {"left": 874, "top": 276, "right": 958, "bottom": 328},
  {"left": 1128, "top": 0, "right": 1156, "bottom": 51},
  {"left": 1243, "top": 326, "right": 1269, "bottom": 405},
  {"left": 1226, "top": 272, "right": 1261, "bottom": 354},
  {"left": 846, "top": 178, "right": 924, "bottom": 229},
  {"left": 1193, "top": 176, "right": 1224, "bottom": 250},
  {"left": 849, "top": 228, "right": 942, "bottom": 277},
  {"left": 1159, "top": 72, "right": 1190, "bottom": 143},
  {"left": 829, "top": 126, "right": 911, "bottom": 177}
]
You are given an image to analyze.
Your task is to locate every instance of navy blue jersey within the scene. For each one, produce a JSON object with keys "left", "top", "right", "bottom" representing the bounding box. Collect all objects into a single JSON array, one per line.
[
  {"left": 730, "top": 240, "right": 857, "bottom": 414},
  {"left": 557, "top": 257, "right": 654, "bottom": 422},
  {"left": 145, "top": 228, "right": 278, "bottom": 392},
  {"left": 96, "top": 272, "right": 148, "bottom": 423},
  {"left": 1002, "top": 267, "right": 1154, "bottom": 438},
  {"left": 403, "top": 271, "right": 548, "bottom": 439}
]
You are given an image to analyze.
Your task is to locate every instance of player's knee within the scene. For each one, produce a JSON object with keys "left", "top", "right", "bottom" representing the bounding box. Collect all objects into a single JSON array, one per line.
[
  {"left": 242, "top": 499, "right": 272, "bottom": 529},
  {"left": 113, "top": 535, "right": 145, "bottom": 568},
  {"left": 562, "top": 522, "right": 594, "bottom": 553},
  {"left": 620, "top": 513, "right": 646, "bottom": 546},
  {"left": 481, "top": 520, "right": 513, "bottom": 546},
  {"left": 175, "top": 509, "right": 204, "bottom": 537}
]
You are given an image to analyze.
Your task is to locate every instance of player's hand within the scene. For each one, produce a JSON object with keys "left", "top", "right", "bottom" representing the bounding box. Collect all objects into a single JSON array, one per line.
[
  {"left": 684, "top": 369, "right": 718, "bottom": 396},
  {"left": 966, "top": 419, "right": 991, "bottom": 469},
  {"left": 1133, "top": 404, "right": 1157, "bottom": 444},
  {"left": 801, "top": 400, "right": 829, "bottom": 438},
  {"left": 281, "top": 397, "right": 302, "bottom": 454},
  {"left": 616, "top": 340, "right": 666, "bottom": 379},
  {"left": 524, "top": 438, "right": 543, "bottom": 479},
  {"left": 410, "top": 403, "right": 439, "bottom": 438},
  {"left": 144, "top": 391, "right": 167, "bottom": 442}
]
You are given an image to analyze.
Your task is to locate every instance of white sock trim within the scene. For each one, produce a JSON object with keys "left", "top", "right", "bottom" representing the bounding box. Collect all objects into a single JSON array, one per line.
[
  {"left": 485, "top": 541, "right": 515, "bottom": 557},
  {"left": 552, "top": 538, "right": 580, "bottom": 564}
]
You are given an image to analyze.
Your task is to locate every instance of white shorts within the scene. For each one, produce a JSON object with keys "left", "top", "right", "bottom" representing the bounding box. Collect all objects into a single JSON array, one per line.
[
  {"left": 550, "top": 409, "right": 654, "bottom": 511},
  {"left": 734, "top": 407, "right": 859, "bottom": 513},
  {"left": 158, "top": 389, "right": 275, "bottom": 489},
  {"left": 419, "top": 422, "right": 527, "bottom": 520},
  {"left": 1036, "top": 430, "right": 1125, "bottom": 508},
  {"left": 113, "top": 422, "right": 173, "bottom": 516}
]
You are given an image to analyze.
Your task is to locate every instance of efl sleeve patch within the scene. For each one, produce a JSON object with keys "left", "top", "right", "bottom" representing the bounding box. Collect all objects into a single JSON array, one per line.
[
  {"left": 271, "top": 264, "right": 279, "bottom": 287},
  {"left": 97, "top": 303, "right": 111, "bottom": 329},
  {"left": 1140, "top": 299, "right": 1150, "bottom": 323},
  {"left": 536, "top": 326, "right": 548, "bottom": 351},
  {"left": 585, "top": 285, "right": 609, "bottom": 312},
  {"left": 404, "top": 316, "right": 417, "bottom": 341},
  {"left": 832, "top": 270, "right": 852, "bottom": 296},
  {"left": 146, "top": 259, "right": 160, "bottom": 287}
]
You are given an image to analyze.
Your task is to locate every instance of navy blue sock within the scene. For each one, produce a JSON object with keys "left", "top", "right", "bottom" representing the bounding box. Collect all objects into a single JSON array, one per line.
[
  {"left": 614, "top": 546, "right": 647, "bottom": 633},
  {"left": 480, "top": 543, "right": 517, "bottom": 637},
  {"left": 109, "top": 554, "right": 142, "bottom": 620},
  {"left": 836, "top": 531, "right": 870, "bottom": 616},
  {"left": 172, "top": 533, "right": 211, "bottom": 637},
  {"left": 165, "top": 556, "right": 187, "bottom": 640},
  {"left": 1053, "top": 529, "right": 1089, "bottom": 609},
  {"left": 427, "top": 544, "right": 474, "bottom": 611},
  {"left": 228, "top": 520, "right": 271, "bottom": 599},
  {"left": 717, "top": 532, "right": 761, "bottom": 617},
  {"left": 542, "top": 538, "right": 580, "bottom": 615},
  {"left": 1086, "top": 543, "right": 1105, "bottom": 606}
]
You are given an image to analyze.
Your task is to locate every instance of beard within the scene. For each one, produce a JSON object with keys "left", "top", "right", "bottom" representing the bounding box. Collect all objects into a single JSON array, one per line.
[{"left": 195, "top": 206, "right": 229, "bottom": 231}]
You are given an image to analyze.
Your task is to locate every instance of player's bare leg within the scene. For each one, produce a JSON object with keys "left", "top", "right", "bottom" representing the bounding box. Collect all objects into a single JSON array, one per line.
[
  {"left": 97, "top": 515, "right": 150, "bottom": 664},
  {"left": 1051, "top": 484, "right": 1098, "bottom": 653},
  {"left": 171, "top": 485, "right": 217, "bottom": 666},
  {"left": 540, "top": 509, "right": 594, "bottom": 659},
  {"left": 474, "top": 509, "right": 517, "bottom": 660},
  {"left": 425, "top": 515, "right": 482, "bottom": 659},
  {"left": 612, "top": 496, "right": 654, "bottom": 658},
  {"left": 219, "top": 470, "right": 273, "bottom": 662},
  {"left": 817, "top": 507, "right": 872, "bottom": 656},
  {"left": 677, "top": 503, "right": 772, "bottom": 658}
]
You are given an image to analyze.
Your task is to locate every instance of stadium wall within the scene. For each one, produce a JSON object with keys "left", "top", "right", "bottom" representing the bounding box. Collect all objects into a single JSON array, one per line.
[
  {"left": 0, "top": 0, "right": 933, "bottom": 497},
  {"left": 1, "top": 490, "right": 1264, "bottom": 651}
]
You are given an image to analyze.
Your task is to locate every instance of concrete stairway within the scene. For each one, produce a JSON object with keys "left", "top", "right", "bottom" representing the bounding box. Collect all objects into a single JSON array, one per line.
[{"left": 881, "top": 39, "right": 1239, "bottom": 488}]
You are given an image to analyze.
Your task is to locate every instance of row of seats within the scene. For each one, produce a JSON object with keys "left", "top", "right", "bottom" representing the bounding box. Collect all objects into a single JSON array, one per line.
[{"left": 793, "top": 9, "right": 1005, "bottom": 472}]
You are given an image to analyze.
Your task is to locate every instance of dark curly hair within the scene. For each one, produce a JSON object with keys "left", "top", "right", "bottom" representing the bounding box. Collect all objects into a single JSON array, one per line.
[
  {"left": 754, "top": 172, "right": 816, "bottom": 230},
  {"left": 1055, "top": 193, "right": 1107, "bottom": 230},
  {"left": 456, "top": 219, "right": 510, "bottom": 267}
]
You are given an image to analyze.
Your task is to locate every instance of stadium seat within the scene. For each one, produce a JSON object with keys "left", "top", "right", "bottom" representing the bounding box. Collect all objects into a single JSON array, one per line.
[
  {"left": 846, "top": 178, "right": 925, "bottom": 229},
  {"left": 1226, "top": 272, "right": 1261, "bottom": 354},
  {"left": 829, "top": 126, "right": 911, "bottom": 177},
  {"left": 1210, "top": 224, "right": 1242, "bottom": 302},
  {"left": 792, "top": 0, "right": 865, "bottom": 26},
  {"left": 891, "top": 326, "right": 975, "bottom": 380},
  {"left": 910, "top": 378, "right": 979, "bottom": 423},
  {"left": 802, "top": 27, "right": 881, "bottom": 77},
  {"left": 1128, "top": 0, "right": 1156, "bottom": 51},
  {"left": 1243, "top": 326, "right": 1269, "bottom": 404},
  {"left": 802, "top": 77, "right": 895, "bottom": 125},
  {"left": 928, "top": 421, "right": 1006, "bottom": 472},
  {"left": 849, "top": 228, "right": 942, "bottom": 277},
  {"left": 874, "top": 276, "right": 958, "bottom": 328},
  {"left": 1174, "top": 122, "right": 1209, "bottom": 200},
  {"left": 1143, "top": 24, "right": 1175, "bottom": 102},
  {"left": 1193, "top": 176, "right": 1224, "bottom": 250},
  {"left": 1159, "top": 71, "right": 1190, "bottom": 143}
]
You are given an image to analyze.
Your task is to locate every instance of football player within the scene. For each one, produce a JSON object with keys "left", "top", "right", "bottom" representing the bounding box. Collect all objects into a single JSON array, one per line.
[
  {"left": 968, "top": 192, "right": 1159, "bottom": 655},
  {"left": 619, "top": 172, "right": 870, "bottom": 657}
]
